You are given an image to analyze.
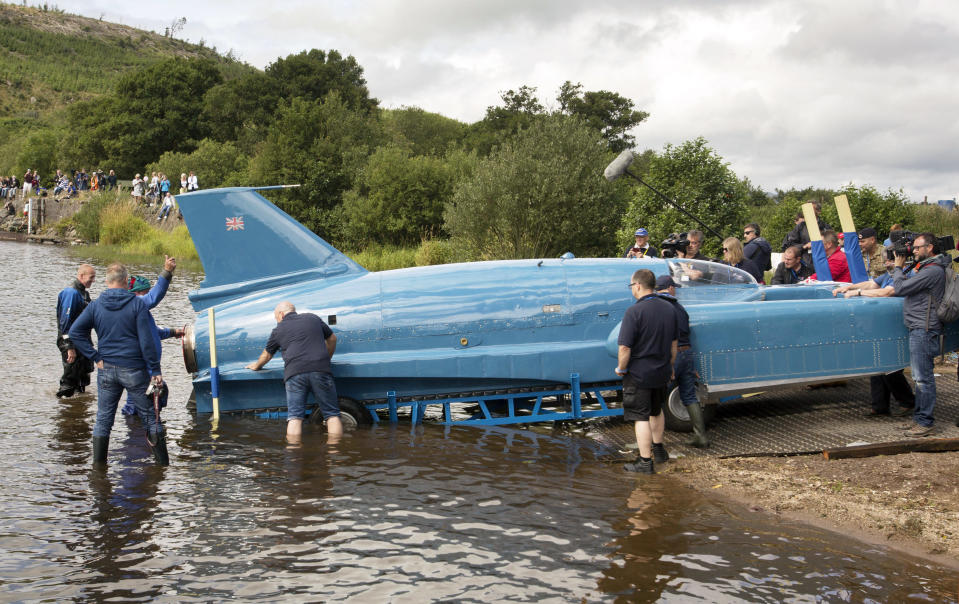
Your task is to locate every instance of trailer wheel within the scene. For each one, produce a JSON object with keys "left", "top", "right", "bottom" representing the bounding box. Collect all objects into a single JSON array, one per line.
[
  {"left": 310, "top": 397, "right": 373, "bottom": 428},
  {"left": 663, "top": 385, "right": 715, "bottom": 432}
]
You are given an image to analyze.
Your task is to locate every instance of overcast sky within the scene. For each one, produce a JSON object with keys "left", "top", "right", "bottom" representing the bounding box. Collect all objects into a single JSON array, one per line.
[{"left": 57, "top": 0, "right": 959, "bottom": 202}]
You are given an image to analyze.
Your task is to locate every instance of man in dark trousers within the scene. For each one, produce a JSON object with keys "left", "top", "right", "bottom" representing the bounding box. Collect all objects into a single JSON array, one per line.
[
  {"left": 616, "top": 269, "right": 678, "bottom": 474},
  {"left": 69, "top": 263, "right": 167, "bottom": 465},
  {"left": 56, "top": 263, "right": 96, "bottom": 398},
  {"left": 246, "top": 301, "right": 342, "bottom": 440},
  {"left": 655, "top": 274, "right": 709, "bottom": 448}
]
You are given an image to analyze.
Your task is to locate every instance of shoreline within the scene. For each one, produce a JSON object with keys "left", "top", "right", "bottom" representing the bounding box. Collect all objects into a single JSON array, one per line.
[{"left": 664, "top": 451, "right": 959, "bottom": 570}]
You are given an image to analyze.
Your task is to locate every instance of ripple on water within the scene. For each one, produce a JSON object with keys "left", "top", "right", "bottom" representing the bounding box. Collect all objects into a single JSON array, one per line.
[{"left": 1, "top": 242, "right": 957, "bottom": 602}]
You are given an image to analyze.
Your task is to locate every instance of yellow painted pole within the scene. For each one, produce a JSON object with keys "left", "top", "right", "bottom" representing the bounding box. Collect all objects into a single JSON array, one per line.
[
  {"left": 834, "top": 194, "right": 855, "bottom": 233},
  {"left": 834, "top": 193, "right": 868, "bottom": 282},
  {"left": 208, "top": 308, "right": 220, "bottom": 421},
  {"left": 801, "top": 202, "right": 821, "bottom": 241}
]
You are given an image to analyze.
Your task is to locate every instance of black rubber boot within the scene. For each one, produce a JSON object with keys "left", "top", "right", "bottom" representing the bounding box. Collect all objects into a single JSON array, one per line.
[
  {"left": 685, "top": 403, "right": 710, "bottom": 448},
  {"left": 151, "top": 432, "right": 169, "bottom": 466},
  {"left": 624, "top": 456, "right": 654, "bottom": 474},
  {"left": 92, "top": 436, "right": 109, "bottom": 465},
  {"left": 652, "top": 442, "right": 669, "bottom": 464}
]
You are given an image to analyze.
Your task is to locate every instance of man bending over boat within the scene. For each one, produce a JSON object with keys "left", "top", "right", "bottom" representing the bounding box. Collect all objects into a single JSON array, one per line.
[{"left": 246, "top": 301, "right": 342, "bottom": 440}]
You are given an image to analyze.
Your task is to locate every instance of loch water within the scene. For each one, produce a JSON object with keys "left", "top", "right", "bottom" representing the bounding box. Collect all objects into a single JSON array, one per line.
[{"left": 0, "top": 240, "right": 956, "bottom": 602}]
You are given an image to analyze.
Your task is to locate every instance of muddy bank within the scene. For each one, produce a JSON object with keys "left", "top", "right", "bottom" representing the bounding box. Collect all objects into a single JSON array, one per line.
[{"left": 663, "top": 450, "right": 959, "bottom": 565}]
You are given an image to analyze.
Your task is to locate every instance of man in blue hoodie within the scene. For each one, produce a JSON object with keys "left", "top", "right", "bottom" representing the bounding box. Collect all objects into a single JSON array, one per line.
[{"left": 69, "top": 262, "right": 168, "bottom": 465}]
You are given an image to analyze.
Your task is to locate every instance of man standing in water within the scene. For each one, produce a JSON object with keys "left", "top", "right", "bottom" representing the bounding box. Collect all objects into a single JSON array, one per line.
[
  {"left": 616, "top": 269, "right": 678, "bottom": 474},
  {"left": 246, "top": 301, "right": 342, "bottom": 440},
  {"left": 56, "top": 264, "right": 96, "bottom": 398},
  {"left": 69, "top": 263, "right": 167, "bottom": 465}
]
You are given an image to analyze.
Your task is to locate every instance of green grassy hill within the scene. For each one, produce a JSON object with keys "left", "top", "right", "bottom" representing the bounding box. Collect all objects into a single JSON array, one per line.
[{"left": 0, "top": 3, "right": 246, "bottom": 119}]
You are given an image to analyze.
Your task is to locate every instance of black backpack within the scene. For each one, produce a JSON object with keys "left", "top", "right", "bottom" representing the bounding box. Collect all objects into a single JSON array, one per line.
[{"left": 936, "top": 264, "right": 959, "bottom": 323}]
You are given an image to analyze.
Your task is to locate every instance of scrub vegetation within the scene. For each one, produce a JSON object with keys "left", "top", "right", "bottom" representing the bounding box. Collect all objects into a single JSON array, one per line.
[{"left": 5, "top": 3, "right": 958, "bottom": 272}]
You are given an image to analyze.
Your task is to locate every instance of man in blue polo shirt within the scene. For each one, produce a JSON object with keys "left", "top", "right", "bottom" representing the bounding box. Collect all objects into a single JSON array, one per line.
[
  {"left": 246, "top": 301, "right": 342, "bottom": 439},
  {"left": 616, "top": 269, "right": 678, "bottom": 474}
]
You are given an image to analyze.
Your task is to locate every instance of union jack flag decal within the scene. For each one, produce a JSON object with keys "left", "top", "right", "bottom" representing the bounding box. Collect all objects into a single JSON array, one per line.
[{"left": 225, "top": 216, "right": 244, "bottom": 231}]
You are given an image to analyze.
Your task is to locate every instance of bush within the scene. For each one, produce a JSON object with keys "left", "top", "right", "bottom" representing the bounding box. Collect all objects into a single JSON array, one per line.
[
  {"left": 98, "top": 201, "right": 150, "bottom": 244},
  {"left": 347, "top": 245, "right": 418, "bottom": 271},
  {"left": 69, "top": 192, "right": 113, "bottom": 242},
  {"left": 414, "top": 238, "right": 456, "bottom": 266}
]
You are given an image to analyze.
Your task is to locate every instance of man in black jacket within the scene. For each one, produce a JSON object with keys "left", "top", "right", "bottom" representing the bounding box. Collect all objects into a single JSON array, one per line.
[
  {"left": 743, "top": 223, "right": 772, "bottom": 273},
  {"left": 771, "top": 245, "right": 813, "bottom": 284}
]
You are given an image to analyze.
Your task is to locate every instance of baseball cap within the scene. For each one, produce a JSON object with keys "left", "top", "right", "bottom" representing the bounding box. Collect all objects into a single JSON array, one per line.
[
  {"left": 634, "top": 228, "right": 649, "bottom": 237},
  {"left": 655, "top": 275, "right": 680, "bottom": 290}
]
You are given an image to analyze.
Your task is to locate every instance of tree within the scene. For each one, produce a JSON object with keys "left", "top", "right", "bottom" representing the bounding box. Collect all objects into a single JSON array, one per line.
[
  {"left": 381, "top": 107, "right": 467, "bottom": 156},
  {"left": 200, "top": 72, "right": 277, "bottom": 146},
  {"left": 464, "top": 85, "right": 546, "bottom": 156},
  {"left": 146, "top": 138, "right": 250, "bottom": 189},
  {"left": 619, "top": 137, "right": 747, "bottom": 257},
  {"left": 445, "top": 114, "right": 629, "bottom": 259},
  {"left": 15, "top": 128, "right": 59, "bottom": 183},
  {"left": 67, "top": 57, "right": 223, "bottom": 175},
  {"left": 245, "top": 94, "right": 384, "bottom": 243},
  {"left": 265, "top": 49, "right": 378, "bottom": 114},
  {"left": 341, "top": 145, "right": 456, "bottom": 246},
  {"left": 557, "top": 81, "right": 648, "bottom": 152}
]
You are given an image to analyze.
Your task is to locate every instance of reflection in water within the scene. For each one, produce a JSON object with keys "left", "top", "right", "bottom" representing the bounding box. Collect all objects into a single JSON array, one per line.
[{"left": 0, "top": 241, "right": 957, "bottom": 602}]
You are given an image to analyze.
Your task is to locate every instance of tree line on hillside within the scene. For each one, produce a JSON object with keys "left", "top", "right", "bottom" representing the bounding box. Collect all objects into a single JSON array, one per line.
[{"left": 4, "top": 49, "right": 919, "bottom": 261}]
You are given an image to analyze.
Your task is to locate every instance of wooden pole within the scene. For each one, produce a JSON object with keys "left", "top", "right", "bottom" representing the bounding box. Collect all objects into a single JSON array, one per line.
[
  {"left": 208, "top": 308, "right": 220, "bottom": 421},
  {"left": 823, "top": 437, "right": 959, "bottom": 460}
]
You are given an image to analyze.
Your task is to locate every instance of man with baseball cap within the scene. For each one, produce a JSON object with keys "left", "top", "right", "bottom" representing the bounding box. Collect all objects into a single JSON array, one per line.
[
  {"left": 624, "top": 228, "right": 659, "bottom": 259},
  {"left": 857, "top": 227, "right": 885, "bottom": 278},
  {"left": 655, "top": 274, "right": 709, "bottom": 447}
]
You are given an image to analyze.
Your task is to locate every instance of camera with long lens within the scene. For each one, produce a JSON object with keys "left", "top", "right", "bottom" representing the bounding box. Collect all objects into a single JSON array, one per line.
[
  {"left": 886, "top": 230, "right": 956, "bottom": 260},
  {"left": 661, "top": 232, "right": 690, "bottom": 259},
  {"left": 886, "top": 230, "right": 916, "bottom": 260}
]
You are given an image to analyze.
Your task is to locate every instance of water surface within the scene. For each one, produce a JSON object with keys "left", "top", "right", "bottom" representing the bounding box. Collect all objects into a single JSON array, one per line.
[{"left": 1, "top": 241, "right": 955, "bottom": 602}]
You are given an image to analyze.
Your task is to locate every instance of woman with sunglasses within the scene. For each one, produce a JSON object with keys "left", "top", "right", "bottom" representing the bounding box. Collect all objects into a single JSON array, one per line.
[{"left": 722, "top": 237, "right": 764, "bottom": 283}]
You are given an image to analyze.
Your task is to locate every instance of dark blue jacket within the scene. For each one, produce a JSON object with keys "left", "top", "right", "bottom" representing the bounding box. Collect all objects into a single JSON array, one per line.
[
  {"left": 56, "top": 280, "right": 91, "bottom": 338},
  {"left": 744, "top": 236, "right": 772, "bottom": 272},
  {"left": 68, "top": 287, "right": 161, "bottom": 375}
]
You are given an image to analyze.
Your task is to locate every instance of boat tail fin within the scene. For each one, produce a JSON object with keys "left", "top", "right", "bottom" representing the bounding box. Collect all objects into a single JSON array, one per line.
[{"left": 177, "top": 187, "right": 367, "bottom": 311}]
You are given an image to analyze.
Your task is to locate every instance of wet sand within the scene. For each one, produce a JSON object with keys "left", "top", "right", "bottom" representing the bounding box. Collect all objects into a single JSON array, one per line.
[{"left": 665, "top": 451, "right": 959, "bottom": 569}]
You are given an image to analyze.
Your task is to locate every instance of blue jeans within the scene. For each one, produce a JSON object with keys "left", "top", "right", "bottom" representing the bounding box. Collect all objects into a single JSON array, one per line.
[
  {"left": 908, "top": 329, "right": 939, "bottom": 427},
  {"left": 675, "top": 348, "right": 698, "bottom": 406},
  {"left": 285, "top": 372, "right": 339, "bottom": 420},
  {"left": 94, "top": 363, "right": 162, "bottom": 437}
]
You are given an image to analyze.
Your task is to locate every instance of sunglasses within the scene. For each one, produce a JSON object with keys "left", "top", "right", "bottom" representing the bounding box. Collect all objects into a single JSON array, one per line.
[{"left": 744, "top": 230, "right": 754, "bottom": 235}]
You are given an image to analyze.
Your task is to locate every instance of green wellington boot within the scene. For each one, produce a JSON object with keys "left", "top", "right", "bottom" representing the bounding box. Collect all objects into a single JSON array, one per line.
[{"left": 686, "top": 403, "right": 710, "bottom": 448}]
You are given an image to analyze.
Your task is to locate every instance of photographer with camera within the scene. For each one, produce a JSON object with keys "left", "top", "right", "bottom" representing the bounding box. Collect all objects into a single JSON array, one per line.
[
  {"left": 660, "top": 232, "right": 690, "bottom": 259},
  {"left": 685, "top": 230, "right": 709, "bottom": 260},
  {"left": 891, "top": 232, "right": 949, "bottom": 437},
  {"left": 624, "top": 228, "right": 659, "bottom": 259}
]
